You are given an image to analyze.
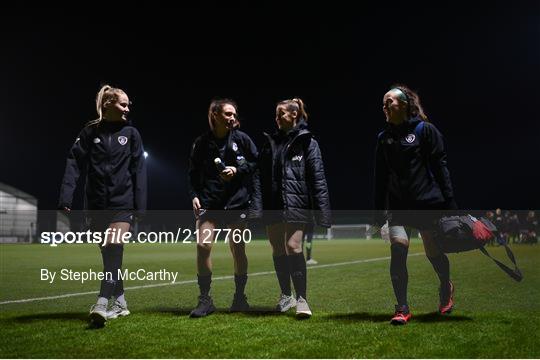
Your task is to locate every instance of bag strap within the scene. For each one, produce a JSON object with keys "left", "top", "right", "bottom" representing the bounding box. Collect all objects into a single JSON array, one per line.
[
  {"left": 414, "top": 120, "right": 425, "bottom": 141},
  {"left": 414, "top": 121, "right": 430, "bottom": 164},
  {"left": 479, "top": 243, "right": 523, "bottom": 282}
]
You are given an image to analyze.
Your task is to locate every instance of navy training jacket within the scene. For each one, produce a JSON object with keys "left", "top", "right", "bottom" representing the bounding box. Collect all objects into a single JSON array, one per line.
[
  {"left": 374, "top": 116, "right": 456, "bottom": 211},
  {"left": 187, "top": 129, "right": 258, "bottom": 210},
  {"left": 58, "top": 121, "right": 147, "bottom": 212}
]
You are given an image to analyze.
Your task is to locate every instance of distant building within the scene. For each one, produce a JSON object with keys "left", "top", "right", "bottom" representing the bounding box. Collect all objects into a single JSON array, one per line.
[{"left": 0, "top": 182, "right": 38, "bottom": 243}]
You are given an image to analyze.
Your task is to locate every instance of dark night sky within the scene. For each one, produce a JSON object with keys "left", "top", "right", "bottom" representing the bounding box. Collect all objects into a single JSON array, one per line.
[{"left": 1, "top": 6, "right": 539, "bottom": 211}]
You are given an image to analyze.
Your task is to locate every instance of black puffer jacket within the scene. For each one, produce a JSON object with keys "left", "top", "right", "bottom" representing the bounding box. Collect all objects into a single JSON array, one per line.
[
  {"left": 188, "top": 129, "right": 258, "bottom": 210},
  {"left": 58, "top": 121, "right": 147, "bottom": 211},
  {"left": 253, "top": 120, "right": 331, "bottom": 227},
  {"left": 374, "top": 116, "right": 456, "bottom": 211}
]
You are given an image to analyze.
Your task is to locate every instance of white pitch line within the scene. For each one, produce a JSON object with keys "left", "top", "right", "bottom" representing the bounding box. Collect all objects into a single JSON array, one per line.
[{"left": 0, "top": 252, "right": 424, "bottom": 305}]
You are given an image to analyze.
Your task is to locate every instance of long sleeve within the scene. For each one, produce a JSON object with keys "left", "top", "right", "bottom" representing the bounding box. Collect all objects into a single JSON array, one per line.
[
  {"left": 248, "top": 142, "right": 268, "bottom": 219},
  {"left": 373, "top": 135, "right": 389, "bottom": 210},
  {"left": 130, "top": 128, "right": 147, "bottom": 212},
  {"left": 306, "top": 138, "right": 331, "bottom": 228},
  {"left": 58, "top": 128, "right": 90, "bottom": 209},
  {"left": 187, "top": 138, "right": 202, "bottom": 201},
  {"left": 236, "top": 135, "right": 262, "bottom": 219},
  {"left": 424, "top": 123, "right": 456, "bottom": 207},
  {"left": 236, "top": 135, "right": 259, "bottom": 178},
  {"left": 248, "top": 166, "right": 262, "bottom": 219}
]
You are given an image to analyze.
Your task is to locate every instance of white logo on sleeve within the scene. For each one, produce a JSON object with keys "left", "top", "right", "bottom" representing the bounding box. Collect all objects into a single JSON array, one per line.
[
  {"left": 75, "top": 137, "right": 80, "bottom": 143},
  {"left": 93, "top": 138, "right": 101, "bottom": 144},
  {"left": 292, "top": 155, "right": 303, "bottom": 162},
  {"left": 118, "top": 136, "right": 128, "bottom": 146},
  {"left": 405, "top": 134, "right": 416, "bottom": 143},
  {"left": 232, "top": 142, "right": 238, "bottom": 152}
]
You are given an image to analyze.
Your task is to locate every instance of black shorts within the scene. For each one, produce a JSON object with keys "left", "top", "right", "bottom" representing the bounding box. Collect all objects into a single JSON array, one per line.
[
  {"left": 388, "top": 211, "right": 442, "bottom": 230},
  {"left": 196, "top": 208, "right": 248, "bottom": 227},
  {"left": 85, "top": 210, "right": 134, "bottom": 232},
  {"left": 260, "top": 211, "right": 284, "bottom": 226}
]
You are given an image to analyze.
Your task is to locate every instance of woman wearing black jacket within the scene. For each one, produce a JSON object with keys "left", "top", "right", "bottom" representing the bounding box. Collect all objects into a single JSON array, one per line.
[
  {"left": 374, "top": 84, "right": 457, "bottom": 325},
  {"left": 254, "top": 98, "right": 331, "bottom": 318},
  {"left": 58, "top": 85, "right": 147, "bottom": 326},
  {"left": 187, "top": 99, "right": 258, "bottom": 317}
]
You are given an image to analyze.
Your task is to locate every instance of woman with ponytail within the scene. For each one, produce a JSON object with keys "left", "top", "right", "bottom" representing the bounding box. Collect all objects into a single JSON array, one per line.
[
  {"left": 187, "top": 98, "right": 259, "bottom": 317},
  {"left": 58, "top": 85, "right": 147, "bottom": 326},
  {"left": 374, "top": 84, "right": 457, "bottom": 325},
  {"left": 254, "top": 98, "right": 331, "bottom": 318}
]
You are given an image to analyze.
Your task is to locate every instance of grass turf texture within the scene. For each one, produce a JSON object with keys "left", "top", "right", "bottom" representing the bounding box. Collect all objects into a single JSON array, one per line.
[{"left": 0, "top": 239, "right": 538, "bottom": 358}]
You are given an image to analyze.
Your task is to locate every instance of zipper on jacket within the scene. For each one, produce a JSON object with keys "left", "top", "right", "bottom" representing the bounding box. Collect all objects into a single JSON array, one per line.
[
  {"left": 209, "top": 130, "right": 236, "bottom": 210},
  {"left": 280, "top": 133, "right": 307, "bottom": 209},
  {"left": 106, "top": 133, "right": 112, "bottom": 208},
  {"left": 224, "top": 130, "right": 234, "bottom": 209},
  {"left": 281, "top": 143, "right": 291, "bottom": 208}
]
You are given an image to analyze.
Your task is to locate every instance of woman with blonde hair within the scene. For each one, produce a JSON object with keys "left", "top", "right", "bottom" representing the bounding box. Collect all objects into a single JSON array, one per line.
[
  {"left": 58, "top": 85, "right": 147, "bottom": 326},
  {"left": 254, "top": 98, "right": 331, "bottom": 318}
]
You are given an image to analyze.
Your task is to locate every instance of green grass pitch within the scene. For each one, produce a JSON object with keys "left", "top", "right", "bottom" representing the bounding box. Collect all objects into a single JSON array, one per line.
[{"left": 1, "top": 239, "right": 538, "bottom": 358}]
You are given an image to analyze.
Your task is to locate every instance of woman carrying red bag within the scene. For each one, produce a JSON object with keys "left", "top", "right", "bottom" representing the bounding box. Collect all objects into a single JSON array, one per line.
[{"left": 374, "top": 84, "right": 458, "bottom": 325}]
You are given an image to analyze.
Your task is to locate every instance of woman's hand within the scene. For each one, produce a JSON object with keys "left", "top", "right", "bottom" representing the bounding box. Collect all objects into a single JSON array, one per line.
[
  {"left": 220, "top": 166, "right": 237, "bottom": 182},
  {"left": 192, "top": 197, "right": 201, "bottom": 217}
]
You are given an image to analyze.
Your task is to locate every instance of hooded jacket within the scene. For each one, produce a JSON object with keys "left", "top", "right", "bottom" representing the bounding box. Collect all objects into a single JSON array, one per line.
[
  {"left": 58, "top": 121, "right": 147, "bottom": 211},
  {"left": 253, "top": 120, "right": 331, "bottom": 227}
]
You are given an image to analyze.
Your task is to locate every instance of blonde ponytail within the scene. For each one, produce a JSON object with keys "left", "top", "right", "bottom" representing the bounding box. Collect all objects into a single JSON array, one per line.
[
  {"left": 278, "top": 97, "right": 309, "bottom": 122},
  {"left": 87, "top": 84, "right": 126, "bottom": 126}
]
